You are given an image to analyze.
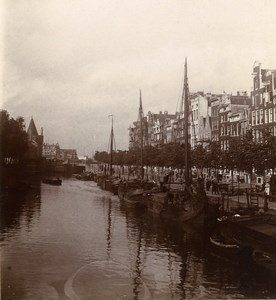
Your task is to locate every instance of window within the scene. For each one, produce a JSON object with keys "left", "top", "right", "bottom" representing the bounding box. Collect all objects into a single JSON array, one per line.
[
  {"left": 274, "top": 107, "right": 276, "bottom": 122},
  {"left": 260, "top": 109, "right": 264, "bottom": 124},
  {"left": 269, "top": 108, "right": 273, "bottom": 123},
  {"left": 227, "top": 126, "right": 230, "bottom": 135},
  {"left": 265, "top": 109, "right": 269, "bottom": 123},
  {"left": 256, "top": 110, "right": 259, "bottom": 124},
  {"left": 252, "top": 111, "right": 255, "bottom": 125}
]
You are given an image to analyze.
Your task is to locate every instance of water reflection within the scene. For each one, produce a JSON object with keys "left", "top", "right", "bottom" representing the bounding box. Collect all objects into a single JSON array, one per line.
[
  {"left": 0, "top": 177, "right": 41, "bottom": 236},
  {"left": 1, "top": 178, "right": 276, "bottom": 299},
  {"left": 119, "top": 202, "right": 208, "bottom": 300}
]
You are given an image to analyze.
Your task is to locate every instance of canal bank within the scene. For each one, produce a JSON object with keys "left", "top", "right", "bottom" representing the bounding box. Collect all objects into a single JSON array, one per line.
[{"left": 207, "top": 190, "right": 276, "bottom": 215}]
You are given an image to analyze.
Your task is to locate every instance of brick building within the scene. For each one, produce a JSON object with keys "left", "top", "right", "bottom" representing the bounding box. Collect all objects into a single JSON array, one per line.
[
  {"left": 250, "top": 62, "right": 276, "bottom": 141},
  {"left": 219, "top": 92, "right": 251, "bottom": 150}
]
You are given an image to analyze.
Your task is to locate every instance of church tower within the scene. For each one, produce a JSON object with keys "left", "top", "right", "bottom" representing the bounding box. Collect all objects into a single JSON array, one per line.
[{"left": 26, "top": 117, "right": 44, "bottom": 160}]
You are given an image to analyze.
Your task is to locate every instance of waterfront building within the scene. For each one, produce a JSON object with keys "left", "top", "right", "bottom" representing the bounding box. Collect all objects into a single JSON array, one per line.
[
  {"left": 43, "top": 143, "right": 60, "bottom": 160},
  {"left": 24, "top": 117, "right": 44, "bottom": 161},
  {"left": 146, "top": 111, "right": 176, "bottom": 146},
  {"left": 219, "top": 92, "right": 251, "bottom": 150},
  {"left": 128, "top": 91, "right": 149, "bottom": 150},
  {"left": 189, "top": 92, "right": 212, "bottom": 148},
  {"left": 59, "top": 149, "right": 78, "bottom": 161},
  {"left": 129, "top": 117, "right": 148, "bottom": 149},
  {"left": 209, "top": 95, "right": 222, "bottom": 142},
  {"left": 250, "top": 62, "right": 276, "bottom": 141}
]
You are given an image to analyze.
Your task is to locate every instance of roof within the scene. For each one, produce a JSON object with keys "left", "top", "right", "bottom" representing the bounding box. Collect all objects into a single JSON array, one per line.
[{"left": 27, "top": 117, "right": 39, "bottom": 137}]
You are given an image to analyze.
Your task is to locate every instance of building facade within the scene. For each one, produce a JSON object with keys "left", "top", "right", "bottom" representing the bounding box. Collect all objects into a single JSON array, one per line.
[
  {"left": 189, "top": 93, "right": 212, "bottom": 148},
  {"left": 128, "top": 62, "right": 276, "bottom": 152},
  {"left": 43, "top": 143, "right": 60, "bottom": 160},
  {"left": 250, "top": 62, "right": 276, "bottom": 141},
  {"left": 219, "top": 92, "right": 251, "bottom": 150}
]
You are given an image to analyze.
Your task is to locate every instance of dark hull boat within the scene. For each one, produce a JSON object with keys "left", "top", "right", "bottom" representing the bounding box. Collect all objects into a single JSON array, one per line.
[
  {"left": 74, "top": 171, "right": 95, "bottom": 181},
  {"left": 220, "top": 214, "right": 276, "bottom": 255},
  {"left": 252, "top": 250, "right": 276, "bottom": 277},
  {"left": 149, "top": 185, "right": 207, "bottom": 224},
  {"left": 118, "top": 180, "right": 157, "bottom": 208},
  {"left": 148, "top": 59, "right": 207, "bottom": 224},
  {"left": 104, "top": 177, "right": 121, "bottom": 195},
  {"left": 42, "top": 177, "right": 62, "bottom": 186},
  {"left": 209, "top": 234, "right": 253, "bottom": 262}
]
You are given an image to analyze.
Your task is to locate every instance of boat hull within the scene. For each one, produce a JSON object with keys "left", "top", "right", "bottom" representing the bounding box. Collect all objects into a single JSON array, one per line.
[
  {"left": 253, "top": 250, "right": 276, "bottom": 277},
  {"left": 148, "top": 189, "right": 206, "bottom": 224},
  {"left": 42, "top": 178, "right": 62, "bottom": 186},
  {"left": 220, "top": 214, "right": 276, "bottom": 255},
  {"left": 209, "top": 235, "right": 253, "bottom": 262}
]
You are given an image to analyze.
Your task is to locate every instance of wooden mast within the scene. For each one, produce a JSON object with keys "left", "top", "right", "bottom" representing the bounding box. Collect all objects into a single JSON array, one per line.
[
  {"left": 184, "top": 58, "right": 190, "bottom": 188},
  {"left": 109, "top": 115, "right": 113, "bottom": 177},
  {"left": 139, "top": 90, "right": 144, "bottom": 180}
]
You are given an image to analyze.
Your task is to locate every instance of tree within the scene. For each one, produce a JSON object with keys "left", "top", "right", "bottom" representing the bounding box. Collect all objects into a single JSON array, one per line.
[
  {"left": 238, "top": 130, "right": 258, "bottom": 186},
  {"left": 191, "top": 144, "right": 208, "bottom": 174},
  {"left": 0, "top": 110, "right": 28, "bottom": 165},
  {"left": 257, "top": 129, "right": 276, "bottom": 175},
  {"left": 205, "top": 141, "right": 222, "bottom": 176}
]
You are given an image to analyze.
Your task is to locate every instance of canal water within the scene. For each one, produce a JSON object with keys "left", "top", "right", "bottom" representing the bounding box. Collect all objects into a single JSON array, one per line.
[{"left": 1, "top": 177, "right": 276, "bottom": 299}]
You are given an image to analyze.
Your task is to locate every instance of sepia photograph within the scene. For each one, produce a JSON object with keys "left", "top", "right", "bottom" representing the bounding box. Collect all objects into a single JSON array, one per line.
[{"left": 1, "top": 0, "right": 276, "bottom": 299}]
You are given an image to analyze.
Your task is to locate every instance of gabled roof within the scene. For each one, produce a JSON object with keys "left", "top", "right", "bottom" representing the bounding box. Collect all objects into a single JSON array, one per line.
[{"left": 27, "top": 117, "right": 39, "bottom": 137}]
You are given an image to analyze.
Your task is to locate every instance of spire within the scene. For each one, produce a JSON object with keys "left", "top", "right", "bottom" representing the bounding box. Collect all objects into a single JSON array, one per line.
[
  {"left": 139, "top": 89, "right": 143, "bottom": 116},
  {"left": 27, "top": 117, "right": 39, "bottom": 140}
]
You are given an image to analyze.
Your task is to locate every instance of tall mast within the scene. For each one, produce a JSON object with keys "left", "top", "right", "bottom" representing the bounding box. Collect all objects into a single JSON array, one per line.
[
  {"left": 109, "top": 115, "right": 113, "bottom": 176},
  {"left": 139, "top": 89, "right": 144, "bottom": 180},
  {"left": 183, "top": 58, "right": 190, "bottom": 187}
]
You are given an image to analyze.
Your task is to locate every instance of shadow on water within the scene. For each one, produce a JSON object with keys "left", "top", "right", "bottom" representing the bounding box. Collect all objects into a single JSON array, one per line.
[
  {"left": 0, "top": 175, "right": 42, "bottom": 236},
  {"left": 119, "top": 201, "right": 207, "bottom": 299},
  {"left": 119, "top": 199, "right": 276, "bottom": 299}
]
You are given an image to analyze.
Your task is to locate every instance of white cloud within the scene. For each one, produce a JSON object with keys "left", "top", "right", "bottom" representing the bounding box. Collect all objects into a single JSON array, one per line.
[{"left": 2, "top": 0, "right": 276, "bottom": 155}]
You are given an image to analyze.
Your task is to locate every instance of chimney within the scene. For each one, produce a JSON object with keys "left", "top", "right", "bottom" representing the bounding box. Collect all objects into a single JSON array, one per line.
[{"left": 41, "top": 127, "right": 43, "bottom": 136}]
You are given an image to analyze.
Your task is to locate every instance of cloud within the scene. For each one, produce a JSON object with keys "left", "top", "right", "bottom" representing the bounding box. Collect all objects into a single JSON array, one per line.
[{"left": 2, "top": 0, "right": 276, "bottom": 155}]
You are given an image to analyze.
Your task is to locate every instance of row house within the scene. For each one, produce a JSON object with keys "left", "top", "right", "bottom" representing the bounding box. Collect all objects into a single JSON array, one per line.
[
  {"left": 43, "top": 143, "right": 60, "bottom": 159},
  {"left": 147, "top": 111, "right": 176, "bottom": 146},
  {"left": 128, "top": 116, "right": 148, "bottom": 149},
  {"left": 250, "top": 62, "right": 276, "bottom": 141},
  {"left": 59, "top": 149, "right": 78, "bottom": 161},
  {"left": 129, "top": 111, "right": 176, "bottom": 149},
  {"left": 190, "top": 92, "right": 212, "bottom": 148},
  {"left": 42, "top": 142, "right": 78, "bottom": 161},
  {"left": 219, "top": 92, "right": 251, "bottom": 150},
  {"left": 209, "top": 95, "right": 222, "bottom": 141},
  {"left": 128, "top": 62, "right": 275, "bottom": 151}
]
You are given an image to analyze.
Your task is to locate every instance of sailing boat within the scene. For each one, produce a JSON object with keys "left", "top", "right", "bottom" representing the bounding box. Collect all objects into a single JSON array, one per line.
[
  {"left": 148, "top": 58, "right": 207, "bottom": 223},
  {"left": 118, "top": 90, "right": 157, "bottom": 207},
  {"left": 99, "top": 115, "right": 121, "bottom": 194}
]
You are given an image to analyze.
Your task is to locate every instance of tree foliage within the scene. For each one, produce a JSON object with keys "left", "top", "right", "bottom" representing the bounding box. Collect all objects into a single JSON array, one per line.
[
  {"left": 94, "top": 129, "right": 276, "bottom": 176},
  {"left": 0, "top": 110, "right": 28, "bottom": 165}
]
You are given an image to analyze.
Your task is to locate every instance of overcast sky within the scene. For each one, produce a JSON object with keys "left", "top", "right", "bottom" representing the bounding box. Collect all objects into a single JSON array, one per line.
[{"left": 1, "top": 0, "right": 276, "bottom": 156}]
